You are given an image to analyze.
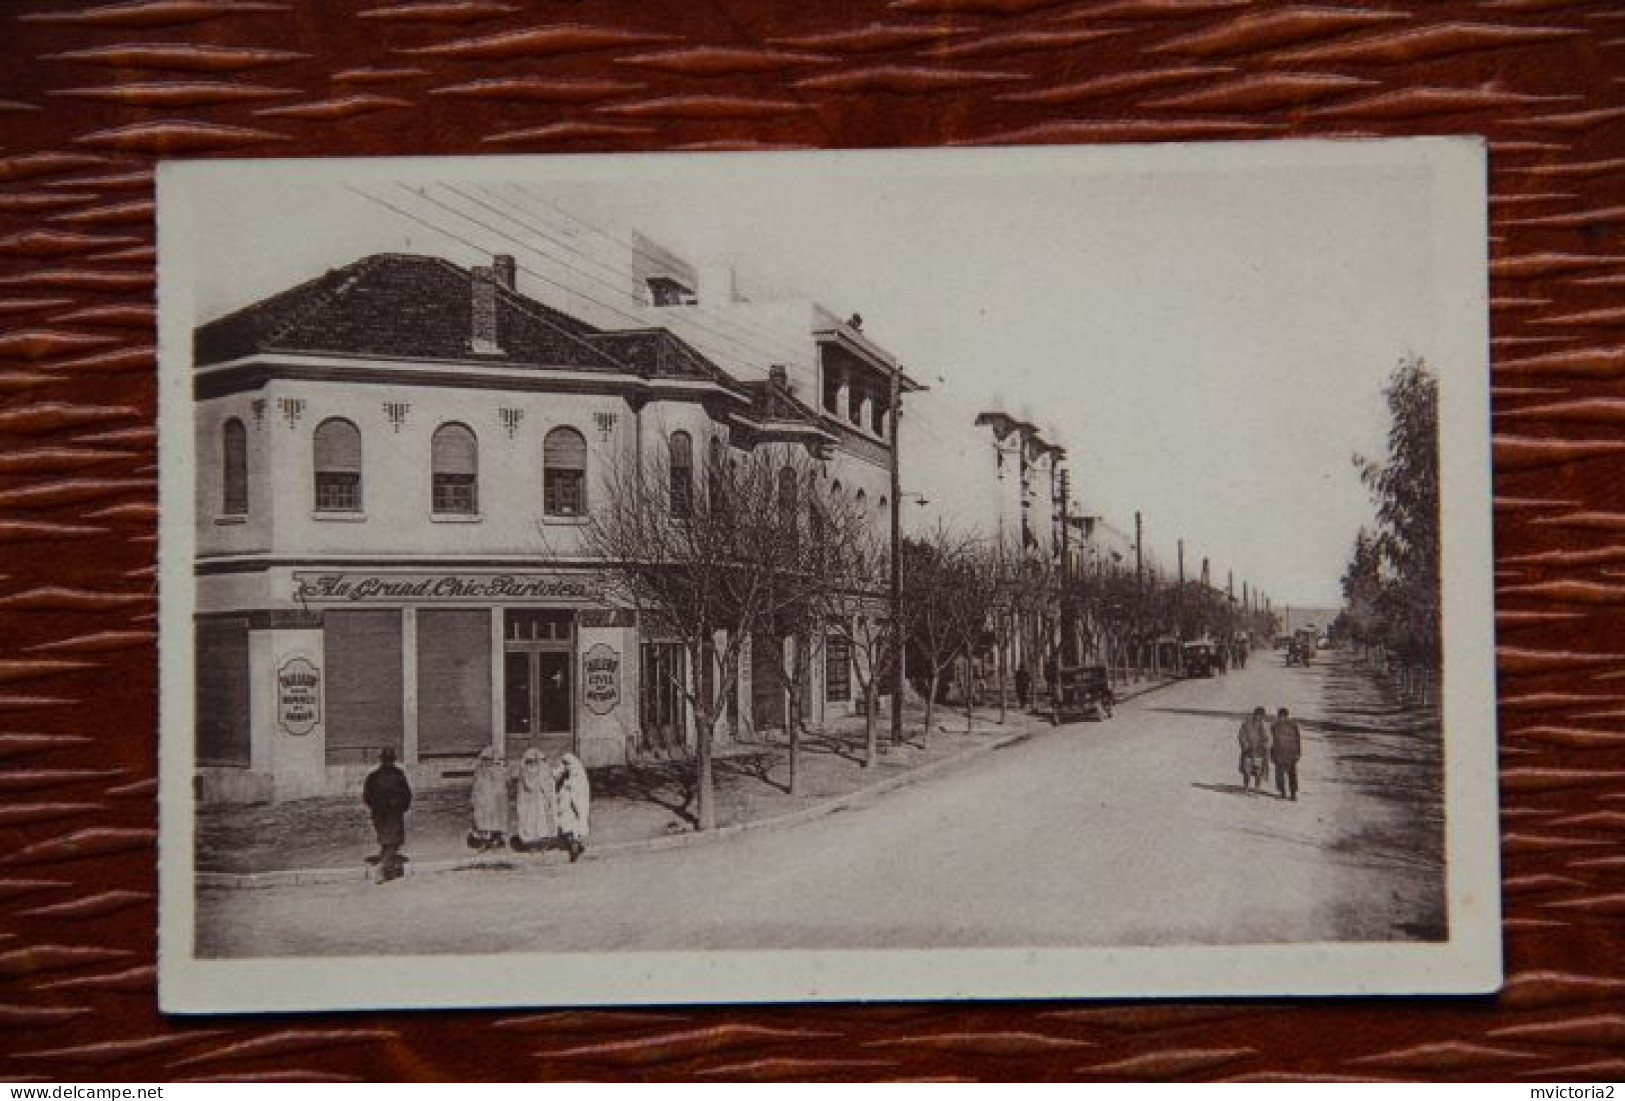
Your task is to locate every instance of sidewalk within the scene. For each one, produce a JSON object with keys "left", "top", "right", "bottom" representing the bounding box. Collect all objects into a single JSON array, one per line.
[
  {"left": 198, "top": 679, "right": 1179, "bottom": 889},
  {"left": 195, "top": 707, "right": 1023, "bottom": 888}
]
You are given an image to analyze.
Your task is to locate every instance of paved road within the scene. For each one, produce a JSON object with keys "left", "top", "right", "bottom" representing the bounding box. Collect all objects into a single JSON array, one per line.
[{"left": 197, "top": 649, "right": 1444, "bottom": 957}]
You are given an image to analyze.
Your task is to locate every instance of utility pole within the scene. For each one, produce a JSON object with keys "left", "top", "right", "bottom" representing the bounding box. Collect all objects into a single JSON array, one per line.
[
  {"left": 1134, "top": 511, "right": 1144, "bottom": 594},
  {"left": 888, "top": 361, "right": 904, "bottom": 747}
]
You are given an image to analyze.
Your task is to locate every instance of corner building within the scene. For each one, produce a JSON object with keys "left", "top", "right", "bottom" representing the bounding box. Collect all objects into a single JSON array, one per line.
[{"left": 193, "top": 250, "right": 910, "bottom": 802}]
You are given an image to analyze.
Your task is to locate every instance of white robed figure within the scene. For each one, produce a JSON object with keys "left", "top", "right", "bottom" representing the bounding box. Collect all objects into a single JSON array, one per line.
[
  {"left": 553, "top": 752, "right": 590, "bottom": 863},
  {"left": 512, "top": 748, "right": 557, "bottom": 853}
]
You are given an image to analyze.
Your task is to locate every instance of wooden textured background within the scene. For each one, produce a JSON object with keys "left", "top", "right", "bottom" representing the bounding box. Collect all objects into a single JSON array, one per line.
[{"left": 2, "top": 0, "right": 1623, "bottom": 1083}]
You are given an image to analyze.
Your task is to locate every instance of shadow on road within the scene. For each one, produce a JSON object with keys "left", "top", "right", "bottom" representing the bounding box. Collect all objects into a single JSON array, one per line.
[{"left": 1190, "top": 781, "right": 1272, "bottom": 799}]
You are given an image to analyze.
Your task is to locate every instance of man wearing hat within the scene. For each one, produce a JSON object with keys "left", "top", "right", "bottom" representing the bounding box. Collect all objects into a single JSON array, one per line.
[{"left": 362, "top": 747, "right": 413, "bottom": 882}]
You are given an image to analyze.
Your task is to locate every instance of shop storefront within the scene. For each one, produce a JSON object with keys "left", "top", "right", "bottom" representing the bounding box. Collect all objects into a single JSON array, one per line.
[{"left": 195, "top": 568, "right": 643, "bottom": 802}]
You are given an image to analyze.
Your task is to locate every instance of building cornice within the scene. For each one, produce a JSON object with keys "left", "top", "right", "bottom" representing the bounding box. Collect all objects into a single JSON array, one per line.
[{"left": 194, "top": 353, "right": 752, "bottom": 405}]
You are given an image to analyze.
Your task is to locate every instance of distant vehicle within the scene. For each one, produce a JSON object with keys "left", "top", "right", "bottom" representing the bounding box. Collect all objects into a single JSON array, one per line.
[
  {"left": 1050, "top": 665, "right": 1115, "bottom": 724},
  {"left": 1287, "top": 627, "right": 1317, "bottom": 667},
  {"left": 1181, "top": 640, "right": 1217, "bottom": 678}
]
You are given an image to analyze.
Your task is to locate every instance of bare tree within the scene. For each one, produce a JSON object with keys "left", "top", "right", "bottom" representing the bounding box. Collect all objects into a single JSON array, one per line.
[
  {"left": 949, "top": 542, "right": 1002, "bottom": 733},
  {"left": 577, "top": 442, "right": 827, "bottom": 831},
  {"left": 823, "top": 507, "right": 896, "bottom": 766},
  {"left": 758, "top": 464, "right": 855, "bottom": 796},
  {"left": 901, "top": 525, "right": 986, "bottom": 739}
]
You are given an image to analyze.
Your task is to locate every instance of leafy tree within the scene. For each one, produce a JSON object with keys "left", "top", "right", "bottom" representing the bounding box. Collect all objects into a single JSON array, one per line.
[{"left": 1346, "top": 355, "right": 1442, "bottom": 675}]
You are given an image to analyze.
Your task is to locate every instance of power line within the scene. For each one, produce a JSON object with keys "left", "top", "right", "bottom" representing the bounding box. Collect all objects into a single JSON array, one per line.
[{"left": 449, "top": 181, "right": 818, "bottom": 369}]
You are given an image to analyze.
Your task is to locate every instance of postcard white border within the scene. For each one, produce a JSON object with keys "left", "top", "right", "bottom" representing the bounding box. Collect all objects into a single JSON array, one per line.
[{"left": 157, "top": 138, "right": 1499, "bottom": 1012}]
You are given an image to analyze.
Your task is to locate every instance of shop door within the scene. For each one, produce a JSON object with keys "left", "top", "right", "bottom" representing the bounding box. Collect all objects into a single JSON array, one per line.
[
  {"left": 751, "top": 632, "right": 785, "bottom": 734},
  {"left": 638, "top": 641, "right": 686, "bottom": 758},
  {"left": 503, "top": 610, "right": 574, "bottom": 757}
]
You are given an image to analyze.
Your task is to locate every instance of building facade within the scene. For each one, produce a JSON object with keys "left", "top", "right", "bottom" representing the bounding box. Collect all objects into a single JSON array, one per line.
[{"left": 193, "top": 248, "right": 910, "bottom": 802}]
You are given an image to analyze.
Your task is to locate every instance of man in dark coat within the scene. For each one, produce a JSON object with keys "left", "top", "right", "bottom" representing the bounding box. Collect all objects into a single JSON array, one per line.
[
  {"left": 1237, "top": 707, "right": 1270, "bottom": 791},
  {"left": 362, "top": 747, "right": 412, "bottom": 882},
  {"left": 1014, "top": 664, "right": 1031, "bottom": 710},
  {"left": 1271, "top": 707, "right": 1303, "bottom": 801}
]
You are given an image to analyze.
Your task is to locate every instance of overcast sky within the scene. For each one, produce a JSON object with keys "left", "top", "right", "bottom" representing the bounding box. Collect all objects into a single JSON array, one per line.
[{"left": 181, "top": 143, "right": 1458, "bottom": 608}]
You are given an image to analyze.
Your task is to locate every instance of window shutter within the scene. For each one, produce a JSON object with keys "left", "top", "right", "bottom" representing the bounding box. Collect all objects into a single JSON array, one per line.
[
  {"left": 417, "top": 610, "right": 491, "bottom": 757},
  {"left": 314, "top": 419, "right": 361, "bottom": 473},
  {"left": 544, "top": 427, "right": 586, "bottom": 469},
  {"left": 222, "top": 419, "right": 247, "bottom": 515},
  {"left": 432, "top": 423, "right": 477, "bottom": 477},
  {"left": 325, "top": 610, "right": 403, "bottom": 765}
]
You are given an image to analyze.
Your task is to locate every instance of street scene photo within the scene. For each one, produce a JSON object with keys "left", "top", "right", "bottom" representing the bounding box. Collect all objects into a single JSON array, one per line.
[{"left": 158, "top": 141, "right": 1497, "bottom": 1007}]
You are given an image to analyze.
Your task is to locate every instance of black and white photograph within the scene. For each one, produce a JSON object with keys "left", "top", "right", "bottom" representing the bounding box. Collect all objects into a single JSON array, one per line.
[{"left": 157, "top": 140, "right": 1497, "bottom": 1011}]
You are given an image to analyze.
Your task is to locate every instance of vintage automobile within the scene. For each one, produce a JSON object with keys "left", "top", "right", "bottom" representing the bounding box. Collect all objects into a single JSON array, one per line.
[
  {"left": 1181, "top": 640, "right": 1217, "bottom": 678},
  {"left": 1050, "top": 665, "right": 1115, "bottom": 724},
  {"left": 1286, "top": 628, "right": 1317, "bottom": 667}
]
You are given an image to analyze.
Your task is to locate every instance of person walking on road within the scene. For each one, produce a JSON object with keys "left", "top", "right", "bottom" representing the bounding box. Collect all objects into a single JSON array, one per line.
[
  {"left": 1271, "top": 707, "right": 1303, "bottom": 801},
  {"left": 468, "top": 746, "right": 508, "bottom": 852},
  {"left": 1237, "top": 707, "right": 1271, "bottom": 792},
  {"left": 512, "top": 747, "right": 557, "bottom": 853},
  {"left": 554, "top": 752, "right": 591, "bottom": 863},
  {"left": 362, "top": 747, "right": 412, "bottom": 883}
]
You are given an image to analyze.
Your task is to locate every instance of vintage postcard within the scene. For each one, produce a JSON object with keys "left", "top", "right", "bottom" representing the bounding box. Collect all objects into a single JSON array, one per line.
[{"left": 157, "top": 139, "right": 1497, "bottom": 1011}]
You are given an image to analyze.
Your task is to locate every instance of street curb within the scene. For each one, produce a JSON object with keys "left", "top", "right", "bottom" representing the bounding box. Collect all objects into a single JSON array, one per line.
[{"left": 197, "top": 722, "right": 1040, "bottom": 891}]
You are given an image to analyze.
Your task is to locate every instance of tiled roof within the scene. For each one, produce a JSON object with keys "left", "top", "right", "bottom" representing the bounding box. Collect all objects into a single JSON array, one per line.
[
  {"left": 195, "top": 253, "right": 677, "bottom": 375},
  {"left": 583, "top": 329, "right": 736, "bottom": 384}
]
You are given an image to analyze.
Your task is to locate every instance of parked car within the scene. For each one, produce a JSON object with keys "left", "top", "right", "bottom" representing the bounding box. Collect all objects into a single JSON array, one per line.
[
  {"left": 1050, "top": 665, "right": 1115, "bottom": 724},
  {"left": 1181, "top": 640, "right": 1217, "bottom": 678}
]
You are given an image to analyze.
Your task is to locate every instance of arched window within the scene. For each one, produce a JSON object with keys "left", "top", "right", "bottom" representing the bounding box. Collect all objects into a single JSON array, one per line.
[
  {"left": 854, "top": 487, "right": 868, "bottom": 512},
  {"left": 707, "top": 437, "right": 724, "bottom": 513},
  {"left": 222, "top": 418, "right": 247, "bottom": 516},
  {"left": 313, "top": 418, "right": 362, "bottom": 512},
  {"left": 669, "top": 430, "right": 693, "bottom": 519},
  {"left": 777, "top": 466, "right": 797, "bottom": 538},
  {"left": 543, "top": 426, "right": 587, "bottom": 516},
  {"left": 431, "top": 423, "right": 478, "bottom": 514}
]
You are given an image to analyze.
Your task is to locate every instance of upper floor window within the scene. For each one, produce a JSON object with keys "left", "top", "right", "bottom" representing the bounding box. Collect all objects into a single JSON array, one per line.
[
  {"left": 222, "top": 418, "right": 248, "bottom": 516},
  {"left": 432, "top": 423, "right": 478, "bottom": 515},
  {"left": 646, "top": 276, "right": 695, "bottom": 307},
  {"left": 544, "top": 426, "right": 587, "bottom": 517},
  {"left": 313, "top": 417, "right": 362, "bottom": 512},
  {"left": 707, "top": 437, "right": 724, "bottom": 513},
  {"left": 777, "top": 466, "right": 798, "bottom": 540},
  {"left": 669, "top": 430, "right": 693, "bottom": 519}
]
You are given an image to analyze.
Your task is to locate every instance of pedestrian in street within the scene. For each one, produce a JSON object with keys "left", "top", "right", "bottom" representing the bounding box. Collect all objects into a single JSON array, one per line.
[
  {"left": 1237, "top": 707, "right": 1270, "bottom": 792},
  {"left": 1271, "top": 707, "right": 1303, "bottom": 801},
  {"left": 1014, "top": 664, "right": 1031, "bottom": 710},
  {"left": 511, "top": 747, "right": 557, "bottom": 853},
  {"left": 362, "top": 747, "right": 412, "bottom": 883},
  {"left": 554, "top": 751, "right": 591, "bottom": 864},
  {"left": 467, "top": 746, "right": 509, "bottom": 852}
]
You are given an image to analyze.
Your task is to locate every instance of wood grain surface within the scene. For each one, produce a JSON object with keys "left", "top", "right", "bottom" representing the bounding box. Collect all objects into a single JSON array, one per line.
[{"left": 2, "top": 0, "right": 1622, "bottom": 1083}]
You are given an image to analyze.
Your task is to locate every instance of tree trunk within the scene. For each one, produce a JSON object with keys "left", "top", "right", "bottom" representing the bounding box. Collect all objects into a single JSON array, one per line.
[
  {"left": 964, "top": 650, "right": 975, "bottom": 733},
  {"left": 863, "top": 684, "right": 878, "bottom": 767},
  {"left": 787, "top": 684, "right": 801, "bottom": 797},
  {"left": 996, "top": 621, "right": 1007, "bottom": 725},
  {"left": 696, "top": 711, "right": 716, "bottom": 832},
  {"left": 924, "top": 669, "right": 939, "bottom": 739}
]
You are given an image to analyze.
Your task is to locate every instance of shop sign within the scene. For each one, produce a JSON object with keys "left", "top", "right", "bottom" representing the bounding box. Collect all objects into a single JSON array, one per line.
[
  {"left": 276, "top": 656, "right": 321, "bottom": 736},
  {"left": 582, "top": 643, "right": 620, "bottom": 715},
  {"left": 294, "top": 572, "right": 606, "bottom": 604}
]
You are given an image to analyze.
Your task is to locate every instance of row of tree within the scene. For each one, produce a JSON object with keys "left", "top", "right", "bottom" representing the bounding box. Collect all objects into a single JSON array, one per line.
[
  {"left": 579, "top": 439, "right": 1281, "bottom": 831},
  {"left": 1335, "top": 355, "right": 1442, "bottom": 690}
]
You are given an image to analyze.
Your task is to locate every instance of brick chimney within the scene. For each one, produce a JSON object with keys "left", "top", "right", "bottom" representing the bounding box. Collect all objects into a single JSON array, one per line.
[
  {"left": 492, "top": 254, "right": 516, "bottom": 291},
  {"left": 470, "top": 266, "right": 501, "bottom": 355},
  {"left": 769, "top": 364, "right": 788, "bottom": 389}
]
